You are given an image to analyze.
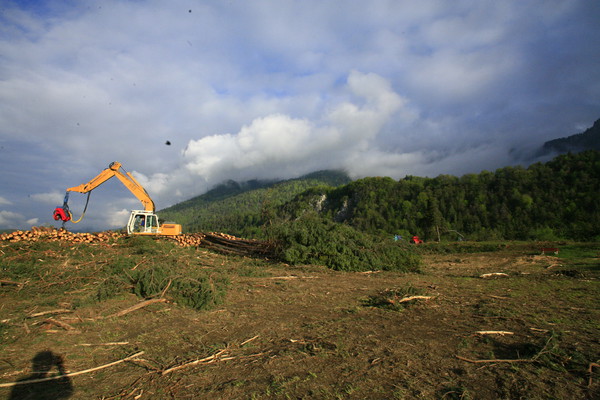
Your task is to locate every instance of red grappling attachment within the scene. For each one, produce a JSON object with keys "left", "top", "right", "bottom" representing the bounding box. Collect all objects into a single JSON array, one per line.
[{"left": 53, "top": 207, "right": 71, "bottom": 222}]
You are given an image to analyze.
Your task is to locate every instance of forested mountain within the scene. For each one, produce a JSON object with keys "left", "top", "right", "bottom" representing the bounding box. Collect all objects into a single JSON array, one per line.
[
  {"left": 280, "top": 151, "right": 600, "bottom": 241},
  {"left": 538, "top": 118, "right": 600, "bottom": 155},
  {"left": 158, "top": 170, "right": 351, "bottom": 236},
  {"left": 160, "top": 151, "right": 599, "bottom": 242}
]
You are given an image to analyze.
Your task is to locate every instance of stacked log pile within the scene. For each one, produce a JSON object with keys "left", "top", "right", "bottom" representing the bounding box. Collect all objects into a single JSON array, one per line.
[
  {"left": 199, "top": 232, "right": 277, "bottom": 258},
  {"left": 169, "top": 233, "right": 206, "bottom": 247},
  {"left": 1, "top": 228, "right": 277, "bottom": 259},
  {"left": 165, "top": 232, "right": 276, "bottom": 258},
  {"left": 0, "top": 227, "right": 124, "bottom": 244}
]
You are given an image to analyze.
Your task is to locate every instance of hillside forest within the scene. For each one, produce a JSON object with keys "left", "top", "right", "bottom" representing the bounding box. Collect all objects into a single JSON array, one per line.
[{"left": 159, "top": 150, "right": 600, "bottom": 243}]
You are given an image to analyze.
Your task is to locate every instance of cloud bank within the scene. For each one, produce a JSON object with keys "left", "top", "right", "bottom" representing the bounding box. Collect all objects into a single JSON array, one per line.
[{"left": 0, "top": 0, "right": 599, "bottom": 230}]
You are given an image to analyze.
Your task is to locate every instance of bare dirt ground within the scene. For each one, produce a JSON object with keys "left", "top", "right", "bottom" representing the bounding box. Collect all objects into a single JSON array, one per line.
[{"left": 1, "top": 239, "right": 599, "bottom": 399}]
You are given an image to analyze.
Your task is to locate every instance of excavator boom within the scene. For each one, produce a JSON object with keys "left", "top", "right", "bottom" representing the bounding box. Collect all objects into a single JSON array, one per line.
[{"left": 66, "top": 162, "right": 155, "bottom": 212}]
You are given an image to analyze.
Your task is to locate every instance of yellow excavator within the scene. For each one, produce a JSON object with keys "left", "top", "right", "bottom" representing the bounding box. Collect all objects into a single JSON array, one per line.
[{"left": 53, "top": 162, "right": 182, "bottom": 235}]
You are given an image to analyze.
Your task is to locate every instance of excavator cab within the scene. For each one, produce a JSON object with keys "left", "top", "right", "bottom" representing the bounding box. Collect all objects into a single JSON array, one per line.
[
  {"left": 126, "top": 210, "right": 181, "bottom": 235},
  {"left": 127, "top": 210, "right": 159, "bottom": 235}
]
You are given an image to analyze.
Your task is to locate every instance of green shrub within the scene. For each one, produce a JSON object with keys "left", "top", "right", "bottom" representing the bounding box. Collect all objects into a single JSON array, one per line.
[
  {"left": 96, "top": 276, "right": 130, "bottom": 301},
  {"left": 270, "top": 213, "right": 421, "bottom": 272},
  {"left": 123, "top": 236, "right": 175, "bottom": 255},
  {"left": 131, "top": 265, "right": 227, "bottom": 311},
  {"left": 529, "top": 226, "right": 561, "bottom": 241},
  {"left": 169, "top": 276, "right": 227, "bottom": 311}
]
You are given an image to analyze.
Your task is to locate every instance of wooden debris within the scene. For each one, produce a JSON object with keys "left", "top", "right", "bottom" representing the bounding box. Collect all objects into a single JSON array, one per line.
[
  {"left": 161, "top": 335, "right": 260, "bottom": 376},
  {"left": 77, "top": 342, "right": 130, "bottom": 347},
  {"left": 104, "top": 298, "right": 168, "bottom": 319},
  {"left": 456, "top": 355, "right": 533, "bottom": 364},
  {"left": 161, "top": 349, "right": 230, "bottom": 376},
  {"left": 397, "top": 295, "right": 434, "bottom": 303},
  {"left": 178, "top": 232, "right": 276, "bottom": 257},
  {"left": 44, "top": 318, "right": 77, "bottom": 332},
  {"left": 475, "top": 331, "right": 514, "bottom": 336},
  {"left": 0, "top": 351, "right": 144, "bottom": 388},
  {"left": 589, "top": 362, "right": 600, "bottom": 387},
  {"left": 530, "top": 327, "right": 549, "bottom": 333},
  {"left": 480, "top": 272, "right": 509, "bottom": 278},
  {"left": 28, "top": 309, "right": 73, "bottom": 318},
  {"left": 0, "top": 279, "right": 24, "bottom": 287},
  {"left": 268, "top": 276, "right": 318, "bottom": 280},
  {"left": 240, "top": 335, "right": 260, "bottom": 346}
]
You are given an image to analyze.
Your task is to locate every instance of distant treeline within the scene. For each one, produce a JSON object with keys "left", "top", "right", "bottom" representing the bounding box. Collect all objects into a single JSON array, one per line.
[
  {"left": 280, "top": 151, "right": 600, "bottom": 241},
  {"left": 160, "top": 151, "right": 600, "bottom": 241}
]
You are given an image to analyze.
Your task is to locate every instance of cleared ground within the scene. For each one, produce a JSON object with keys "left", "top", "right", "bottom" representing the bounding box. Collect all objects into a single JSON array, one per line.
[{"left": 1, "top": 238, "right": 599, "bottom": 399}]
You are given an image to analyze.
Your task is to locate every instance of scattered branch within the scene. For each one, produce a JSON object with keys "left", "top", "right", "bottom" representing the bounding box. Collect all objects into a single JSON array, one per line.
[
  {"left": 131, "top": 258, "right": 148, "bottom": 271},
  {"left": 268, "top": 276, "right": 318, "bottom": 280},
  {"left": 161, "top": 349, "right": 229, "bottom": 376},
  {"left": 44, "top": 318, "right": 78, "bottom": 332},
  {"left": 475, "top": 331, "right": 514, "bottom": 336},
  {"left": 398, "top": 295, "right": 434, "bottom": 303},
  {"left": 240, "top": 335, "right": 260, "bottom": 346},
  {"left": 103, "top": 298, "right": 168, "bottom": 319},
  {"left": 78, "top": 342, "right": 130, "bottom": 347},
  {"left": 458, "top": 333, "right": 556, "bottom": 365},
  {"left": 0, "top": 351, "right": 144, "bottom": 388},
  {"left": 480, "top": 273, "right": 509, "bottom": 278},
  {"left": 159, "top": 279, "right": 172, "bottom": 299},
  {"left": 456, "top": 355, "right": 533, "bottom": 364},
  {"left": 161, "top": 335, "right": 260, "bottom": 376},
  {"left": 529, "top": 327, "right": 549, "bottom": 333},
  {"left": 28, "top": 309, "right": 73, "bottom": 318},
  {"left": 0, "top": 279, "right": 24, "bottom": 287},
  {"left": 589, "top": 362, "right": 600, "bottom": 387}
]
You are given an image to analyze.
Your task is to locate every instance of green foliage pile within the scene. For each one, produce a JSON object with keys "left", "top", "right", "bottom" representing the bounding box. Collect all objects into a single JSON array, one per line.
[
  {"left": 158, "top": 170, "right": 350, "bottom": 237},
  {"left": 281, "top": 151, "right": 600, "bottom": 241},
  {"left": 269, "top": 213, "right": 421, "bottom": 272}
]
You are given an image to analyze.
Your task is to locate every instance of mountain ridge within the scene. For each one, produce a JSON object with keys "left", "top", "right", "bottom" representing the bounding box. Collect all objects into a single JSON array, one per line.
[{"left": 538, "top": 118, "right": 600, "bottom": 156}]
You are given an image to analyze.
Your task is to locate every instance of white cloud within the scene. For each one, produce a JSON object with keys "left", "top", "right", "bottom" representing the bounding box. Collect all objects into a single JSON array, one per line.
[
  {"left": 107, "top": 209, "right": 130, "bottom": 229},
  {"left": 26, "top": 218, "right": 39, "bottom": 226},
  {"left": 0, "top": 0, "right": 599, "bottom": 232},
  {"left": 0, "top": 196, "right": 12, "bottom": 206},
  {"left": 30, "top": 192, "right": 64, "bottom": 205},
  {"left": 177, "top": 71, "right": 408, "bottom": 189},
  {"left": 0, "top": 210, "right": 24, "bottom": 228}
]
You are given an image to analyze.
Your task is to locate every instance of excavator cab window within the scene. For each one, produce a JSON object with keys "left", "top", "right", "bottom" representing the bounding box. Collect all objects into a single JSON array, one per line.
[
  {"left": 146, "top": 215, "right": 158, "bottom": 232},
  {"left": 130, "top": 212, "right": 159, "bottom": 234}
]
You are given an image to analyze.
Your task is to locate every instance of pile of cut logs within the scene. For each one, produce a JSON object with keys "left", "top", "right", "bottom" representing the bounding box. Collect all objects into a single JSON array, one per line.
[
  {"left": 169, "top": 233, "right": 206, "bottom": 247},
  {"left": 0, "top": 227, "right": 124, "bottom": 244},
  {"left": 1, "top": 228, "right": 277, "bottom": 258}
]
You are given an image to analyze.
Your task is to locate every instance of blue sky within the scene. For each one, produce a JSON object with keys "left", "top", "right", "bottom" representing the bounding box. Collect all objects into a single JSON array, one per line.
[{"left": 1, "top": 0, "right": 599, "bottom": 231}]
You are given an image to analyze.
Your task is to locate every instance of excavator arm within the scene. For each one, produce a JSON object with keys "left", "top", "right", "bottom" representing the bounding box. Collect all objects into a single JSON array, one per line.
[
  {"left": 53, "top": 161, "right": 155, "bottom": 224},
  {"left": 66, "top": 162, "right": 155, "bottom": 212}
]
